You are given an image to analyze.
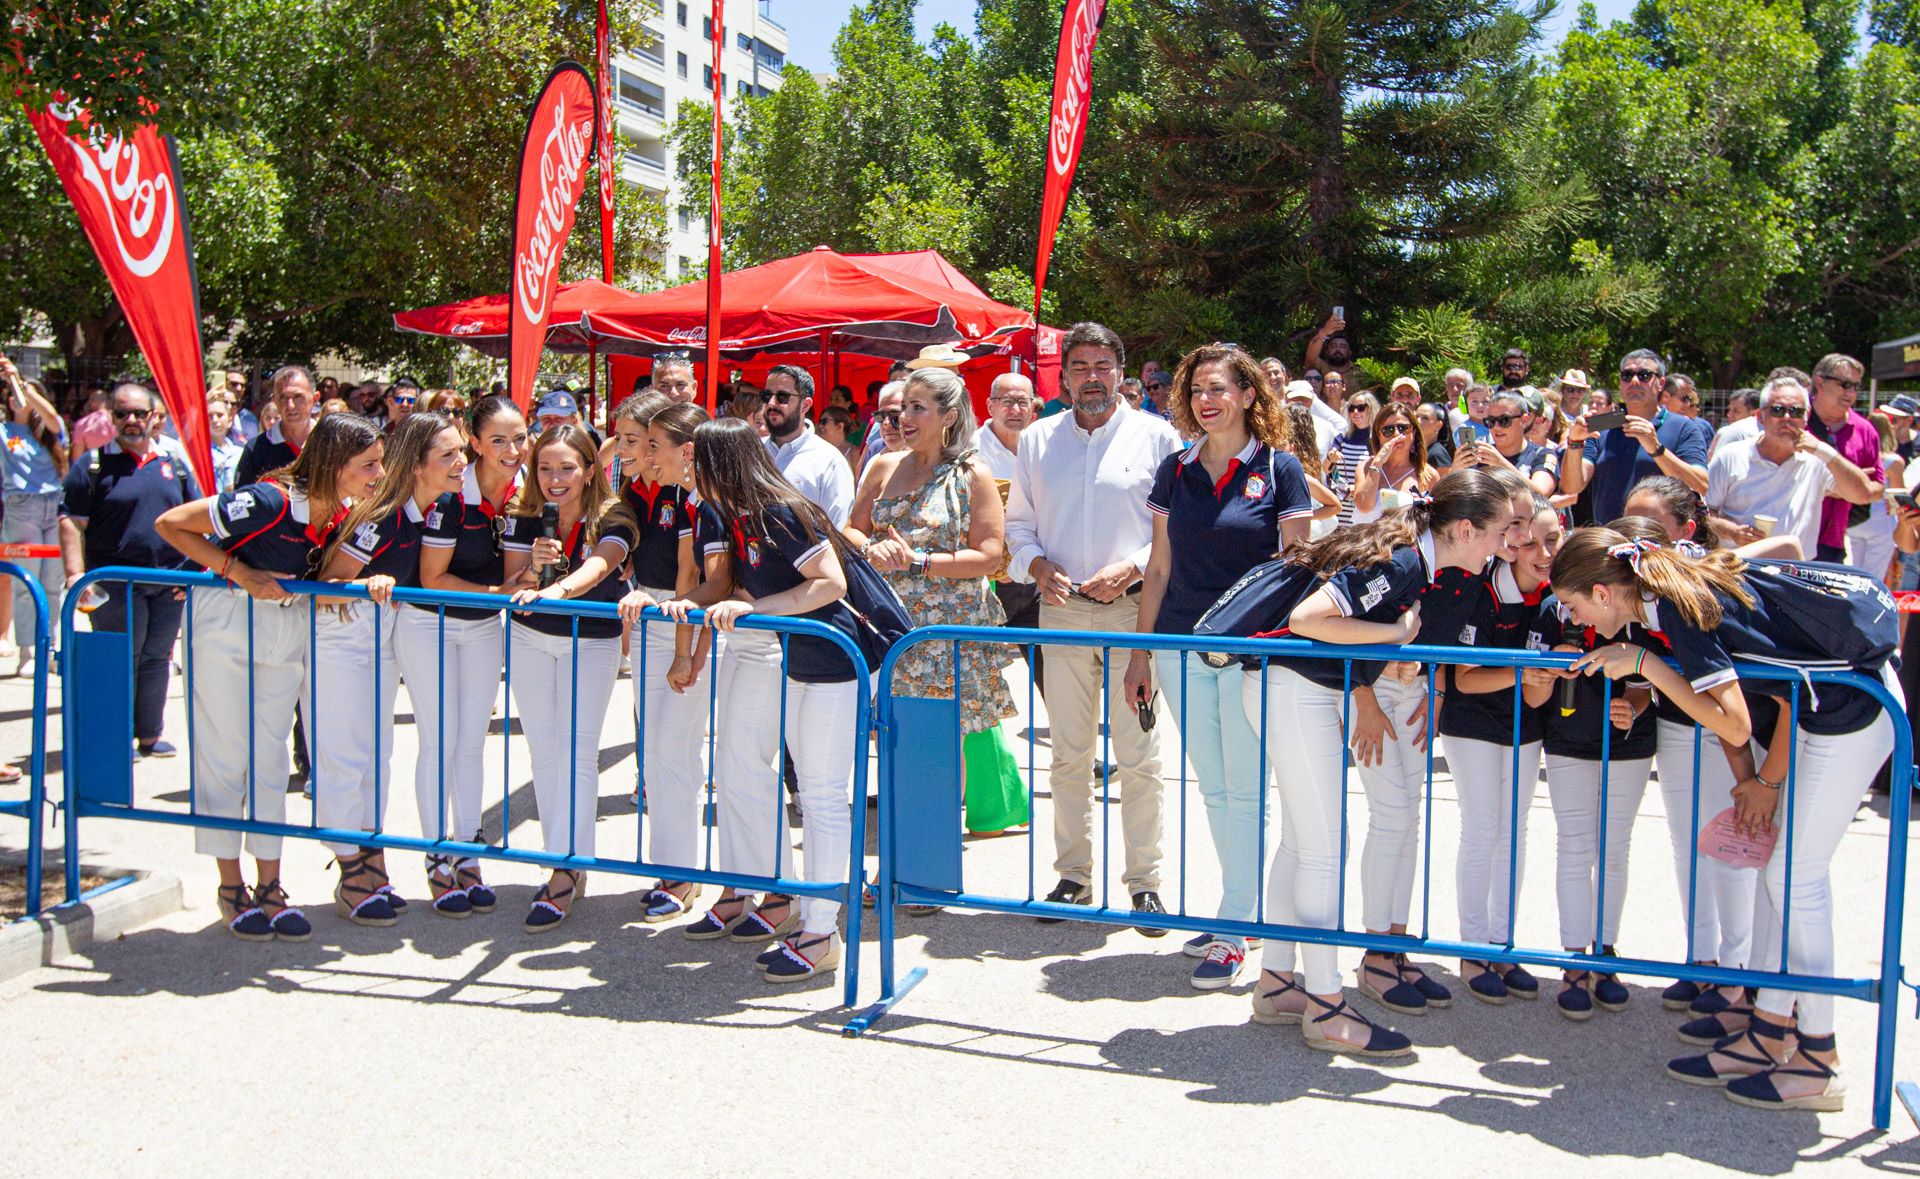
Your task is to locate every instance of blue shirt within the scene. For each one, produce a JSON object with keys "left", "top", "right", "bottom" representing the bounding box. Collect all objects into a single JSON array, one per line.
[
  {"left": 208, "top": 481, "right": 332, "bottom": 578},
  {"left": 1146, "top": 441, "right": 1314, "bottom": 635},
  {"left": 1536, "top": 597, "right": 1659, "bottom": 760},
  {"left": 699, "top": 502, "right": 860, "bottom": 683},
  {"left": 501, "top": 512, "right": 634, "bottom": 639},
  {"left": 624, "top": 481, "right": 695, "bottom": 591},
  {"left": 1580, "top": 409, "right": 1712, "bottom": 524},
  {"left": 1269, "top": 531, "right": 1472, "bottom": 692},
  {"left": 233, "top": 423, "right": 301, "bottom": 490},
  {"left": 418, "top": 465, "right": 520, "bottom": 620},
  {"left": 1439, "top": 562, "right": 1546, "bottom": 746},
  {"left": 60, "top": 441, "right": 198, "bottom": 569},
  {"left": 2, "top": 422, "right": 67, "bottom": 495},
  {"left": 337, "top": 499, "right": 427, "bottom": 585}
]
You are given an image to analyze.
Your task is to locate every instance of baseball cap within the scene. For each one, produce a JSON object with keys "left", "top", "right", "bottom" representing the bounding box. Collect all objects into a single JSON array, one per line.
[
  {"left": 1284, "top": 380, "right": 1316, "bottom": 402},
  {"left": 537, "top": 390, "right": 579, "bottom": 416},
  {"left": 1884, "top": 395, "right": 1920, "bottom": 418},
  {"left": 1390, "top": 376, "right": 1420, "bottom": 395}
]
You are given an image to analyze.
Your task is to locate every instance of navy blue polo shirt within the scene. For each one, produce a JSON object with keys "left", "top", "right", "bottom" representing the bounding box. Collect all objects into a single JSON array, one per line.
[
  {"left": 1537, "top": 598, "right": 1658, "bottom": 760},
  {"left": 1505, "top": 441, "right": 1561, "bottom": 486},
  {"left": 625, "top": 480, "right": 693, "bottom": 591},
  {"left": 1581, "top": 408, "right": 1712, "bottom": 523},
  {"left": 501, "top": 512, "right": 634, "bottom": 640},
  {"left": 208, "top": 481, "right": 336, "bottom": 577},
  {"left": 1146, "top": 440, "right": 1314, "bottom": 635},
  {"left": 1648, "top": 581, "right": 1878, "bottom": 736},
  {"left": 1265, "top": 532, "right": 1441, "bottom": 691},
  {"left": 337, "top": 499, "right": 427, "bottom": 585},
  {"left": 60, "top": 441, "right": 198, "bottom": 570},
  {"left": 232, "top": 422, "right": 302, "bottom": 490},
  {"left": 703, "top": 502, "right": 859, "bottom": 683},
  {"left": 1440, "top": 562, "right": 1548, "bottom": 746},
  {"left": 417, "top": 467, "right": 520, "bottom": 620}
]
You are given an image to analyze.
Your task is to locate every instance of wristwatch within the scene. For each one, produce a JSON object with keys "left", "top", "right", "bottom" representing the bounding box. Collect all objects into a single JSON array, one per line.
[
  {"left": 911, "top": 549, "right": 932, "bottom": 572},
  {"left": 1650, "top": 442, "right": 1668, "bottom": 459}
]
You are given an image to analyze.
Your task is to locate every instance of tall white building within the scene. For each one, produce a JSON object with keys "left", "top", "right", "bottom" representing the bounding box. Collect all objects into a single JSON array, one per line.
[{"left": 609, "top": 0, "right": 789, "bottom": 281}]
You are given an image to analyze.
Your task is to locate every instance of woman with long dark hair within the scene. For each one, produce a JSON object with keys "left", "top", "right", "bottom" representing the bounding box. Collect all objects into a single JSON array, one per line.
[
  {"left": 501, "top": 425, "right": 640, "bottom": 932},
  {"left": 1243, "top": 468, "right": 1515, "bottom": 1056},
  {"left": 154, "top": 412, "right": 386, "bottom": 942},
  {"left": 660, "top": 418, "right": 865, "bottom": 982},
  {"left": 402, "top": 395, "right": 530, "bottom": 913},
  {"left": 312, "top": 412, "right": 467, "bottom": 922}
]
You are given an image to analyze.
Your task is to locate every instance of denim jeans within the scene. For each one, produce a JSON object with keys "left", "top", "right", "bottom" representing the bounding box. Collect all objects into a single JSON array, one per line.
[
  {"left": 1156, "top": 650, "right": 1266, "bottom": 942},
  {"left": 2, "top": 492, "right": 64, "bottom": 652}
]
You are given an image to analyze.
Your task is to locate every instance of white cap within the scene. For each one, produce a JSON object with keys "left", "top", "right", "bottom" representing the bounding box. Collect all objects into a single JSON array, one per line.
[{"left": 1284, "top": 380, "right": 1316, "bottom": 401}]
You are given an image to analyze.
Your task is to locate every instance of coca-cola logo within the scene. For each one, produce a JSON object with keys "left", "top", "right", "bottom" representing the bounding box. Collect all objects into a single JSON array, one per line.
[
  {"left": 514, "top": 92, "right": 594, "bottom": 327},
  {"left": 1047, "top": 1, "right": 1103, "bottom": 179},
  {"left": 667, "top": 326, "right": 707, "bottom": 343},
  {"left": 451, "top": 321, "right": 486, "bottom": 336},
  {"left": 44, "top": 100, "right": 177, "bottom": 279}
]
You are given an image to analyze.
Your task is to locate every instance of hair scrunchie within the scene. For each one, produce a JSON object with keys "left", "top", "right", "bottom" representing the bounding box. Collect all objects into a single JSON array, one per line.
[{"left": 1606, "top": 536, "right": 1660, "bottom": 575}]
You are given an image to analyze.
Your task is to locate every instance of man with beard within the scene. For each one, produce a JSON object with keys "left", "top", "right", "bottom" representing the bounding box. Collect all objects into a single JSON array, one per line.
[
  {"left": 762, "top": 364, "right": 853, "bottom": 526},
  {"left": 1006, "top": 321, "right": 1182, "bottom": 932},
  {"left": 1499, "top": 348, "right": 1531, "bottom": 390},
  {"left": 59, "top": 382, "right": 200, "bottom": 757}
]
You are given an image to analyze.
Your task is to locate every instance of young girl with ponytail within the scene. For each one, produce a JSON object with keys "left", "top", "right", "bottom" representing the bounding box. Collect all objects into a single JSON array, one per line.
[
  {"left": 1243, "top": 467, "right": 1514, "bottom": 1058},
  {"left": 1554, "top": 526, "right": 1896, "bottom": 1110}
]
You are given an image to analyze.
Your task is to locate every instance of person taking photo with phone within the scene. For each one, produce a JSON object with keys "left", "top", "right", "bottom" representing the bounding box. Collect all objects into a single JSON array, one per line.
[{"left": 1559, "top": 349, "right": 1712, "bottom": 523}]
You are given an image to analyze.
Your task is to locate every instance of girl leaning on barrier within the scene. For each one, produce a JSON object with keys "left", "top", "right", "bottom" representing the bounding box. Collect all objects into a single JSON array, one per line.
[
  {"left": 1553, "top": 527, "right": 1900, "bottom": 1112},
  {"left": 615, "top": 398, "right": 720, "bottom": 923},
  {"left": 153, "top": 411, "right": 387, "bottom": 943},
  {"left": 1239, "top": 468, "right": 1514, "bottom": 1058},
  {"left": 404, "top": 395, "right": 530, "bottom": 915},
  {"left": 310, "top": 412, "right": 467, "bottom": 923},
  {"left": 499, "top": 424, "right": 641, "bottom": 933},
  {"left": 1441, "top": 492, "right": 1562, "bottom": 1005},
  {"left": 658, "top": 417, "right": 865, "bottom": 984},
  {"left": 1120, "top": 343, "right": 1314, "bottom": 991}
]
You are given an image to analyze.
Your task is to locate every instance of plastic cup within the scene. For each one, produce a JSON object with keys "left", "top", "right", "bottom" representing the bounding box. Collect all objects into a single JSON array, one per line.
[{"left": 1753, "top": 514, "right": 1777, "bottom": 536}]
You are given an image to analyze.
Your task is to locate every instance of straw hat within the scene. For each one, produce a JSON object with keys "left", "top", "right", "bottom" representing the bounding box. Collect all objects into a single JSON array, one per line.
[{"left": 905, "top": 343, "right": 970, "bottom": 370}]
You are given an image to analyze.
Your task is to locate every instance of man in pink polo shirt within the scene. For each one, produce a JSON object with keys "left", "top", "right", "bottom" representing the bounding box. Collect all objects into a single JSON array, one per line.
[{"left": 1806, "top": 352, "right": 1885, "bottom": 564}]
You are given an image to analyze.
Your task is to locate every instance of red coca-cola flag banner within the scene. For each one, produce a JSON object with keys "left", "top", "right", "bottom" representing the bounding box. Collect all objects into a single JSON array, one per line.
[
  {"left": 595, "top": 0, "right": 616, "bottom": 285},
  {"left": 1033, "top": 0, "right": 1107, "bottom": 322},
  {"left": 508, "top": 60, "right": 599, "bottom": 412},
  {"left": 705, "top": 0, "right": 726, "bottom": 412},
  {"left": 24, "top": 98, "right": 215, "bottom": 493}
]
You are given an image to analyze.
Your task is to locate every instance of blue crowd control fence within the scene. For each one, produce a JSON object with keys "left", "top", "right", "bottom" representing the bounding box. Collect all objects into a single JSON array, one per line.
[
  {"left": 853, "top": 624, "right": 1915, "bottom": 1130},
  {"left": 59, "top": 567, "right": 873, "bottom": 1005},
  {"left": 0, "top": 562, "right": 51, "bottom": 918}
]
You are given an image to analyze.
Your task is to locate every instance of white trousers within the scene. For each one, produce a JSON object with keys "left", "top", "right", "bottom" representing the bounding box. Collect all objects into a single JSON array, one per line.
[
  {"left": 1750, "top": 711, "right": 1895, "bottom": 1035},
  {"left": 631, "top": 588, "right": 710, "bottom": 875},
  {"left": 395, "top": 608, "right": 502, "bottom": 843},
  {"left": 187, "top": 587, "right": 309, "bottom": 860},
  {"left": 305, "top": 601, "right": 399, "bottom": 855},
  {"left": 1449, "top": 736, "right": 1542, "bottom": 947},
  {"left": 1655, "top": 719, "right": 1757, "bottom": 967},
  {"left": 1545, "top": 753, "right": 1653, "bottom": 950},
  {"left": 507, "top": 623, "right": 620, "bottom": 858},
  {"left": 713, "top": 628, "right": 787, "bottom": 885},
  {"left": 1357, "top": 674, "right": 1430, "bottom": 932},
  {"left": 1245, "top": 666, "right": 1347, "bottom": 995}
]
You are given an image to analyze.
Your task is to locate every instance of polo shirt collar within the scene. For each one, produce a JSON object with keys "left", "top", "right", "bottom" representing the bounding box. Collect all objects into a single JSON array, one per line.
[
  {"left": 1177, "top": 437, "right": 1260, "bottom": 467},
  {"left": 403, "top": 497, "right": 428, "bottom": 524},
  {"left": 1416, "top": 528, "right": 1437, "bottom": 581},
  {"left": 287, "top": 486, "right": 310, "bottom": 525},
  {"left": 267, "top": 421, "right": 287, "bottom": 446}
]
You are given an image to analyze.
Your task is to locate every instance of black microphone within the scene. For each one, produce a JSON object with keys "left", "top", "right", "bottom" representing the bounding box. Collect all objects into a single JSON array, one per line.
[
  {"left": 538, "top": 501, "right": 563, "bottom": 588},
  {"left": 1558, "top": 671, "right": 1578, "bottom": 718}
]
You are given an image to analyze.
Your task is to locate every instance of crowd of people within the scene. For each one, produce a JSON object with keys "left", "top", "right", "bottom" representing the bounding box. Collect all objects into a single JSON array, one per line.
[{"left": 4, "top": 320, "right": 1912, "bottom": 1114}]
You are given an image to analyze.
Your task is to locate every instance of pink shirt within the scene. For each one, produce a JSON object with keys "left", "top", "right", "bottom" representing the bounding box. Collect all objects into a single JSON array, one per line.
[
  {"left": 71, "top": 409, "right": 113, "bottom": 455},
  {"left": 1811, "top": 408, "right": 1883, "bottom": 548}
]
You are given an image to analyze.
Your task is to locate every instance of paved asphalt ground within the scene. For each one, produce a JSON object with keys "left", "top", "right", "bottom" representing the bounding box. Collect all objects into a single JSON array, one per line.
[{"left": 3, "top": 620, "right": 1920, "bottom": 1175}]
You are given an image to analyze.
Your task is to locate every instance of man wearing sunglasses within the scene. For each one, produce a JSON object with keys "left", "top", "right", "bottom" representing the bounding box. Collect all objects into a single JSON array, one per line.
[
  {"left": 1559, "top": 347, "right": 1712, "bottom": 523},
  {"left": 763, "top": 364, "right": 853, "bottom": 526},
  {"left": 1705, "top": 375, "right": 1874, "bottom": 558},
  {"left": 383, "top": 376, "right": 420, "bottom": 434},
  {"left": 1805, "top": 352, "right": 1886, "bottom": 564},
  {"left": 1452, "top": 388, "right": 1558, "bottom": 497}
]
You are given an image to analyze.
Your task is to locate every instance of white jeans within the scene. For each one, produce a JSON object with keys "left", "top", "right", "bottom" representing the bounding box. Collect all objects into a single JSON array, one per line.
[
  {"left": 713, "top": 628, "right": 787, "bottom": 885},
  {"left": 1357, "top": 674, "right": 1430, "bottom": 932},
  {"left": 1449, "top": 736, "right": 1542, "bottom": 947},
  {"left": 395, "top": 608, "right": 502, "bottom": 843},
  {"left": 187, "top": 587, "right": 309, "bottom": 860},
  {"left": 1655, "top": 719, "right": 1757, "bottom": 967},
  {"left": 508, "top": 623, "right": 620, "bottom": 858},
  {"left": 1750, "top": 711, "right": 1896, "bottom": 1035},
  {"left": 631, "top": 589, "right": 710, "bottom": 875},
  {"left": 784, "top": 677, "right": 858, "bottom": 933},
  {"left": 1545, "top": 753, "right": 1653, "bottom": 950},
  {"left": 305, "top": 601, "right": 399, "bottom": 855},
  {"left": 1245, "top": 665, "right": 1347, "bottom": 995}
]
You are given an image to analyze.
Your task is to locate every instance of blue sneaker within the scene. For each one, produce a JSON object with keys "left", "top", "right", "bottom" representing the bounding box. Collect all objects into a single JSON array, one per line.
[
  {"left": 137, "top": 739, "right": 177, "bottom": 758},
  {"left": 1183, "top": 931, "right": 1218, "bottom": 958},
  {"left": 1190, "top": 941, "right": 1246, "bottom": 991}
]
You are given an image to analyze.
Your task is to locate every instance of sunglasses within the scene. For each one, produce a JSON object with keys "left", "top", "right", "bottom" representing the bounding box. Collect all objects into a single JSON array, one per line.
[
  {"left": 768, "top": 391, "right": 801, "bottom": 404},
  {"left": 1620, "top": 368, "right": 1661, "bottom": 383},
  {"left": 1484, "top": 414, "right": 1522, "bottom": 428},
  {"left": 1346, "top": 403, "right": 1371, "bottom": 414},
  {"left": 1820, "top": 376, "right": 1862, "bottom": 392},
  {"left": 1378, "top": 423, "right": 1412, "bottom": 437},
  {"left": 1765, "top": 404, "right": 1808, "bottom": 419},
  {"left": 874, "top": 410, "right": 904, "bottom": 426},
  {"left": 111, "top": 408, "right": 151, "bottom": 420},
  {"left": 392, "top": 396, "right": 417, "bottom": 408}
]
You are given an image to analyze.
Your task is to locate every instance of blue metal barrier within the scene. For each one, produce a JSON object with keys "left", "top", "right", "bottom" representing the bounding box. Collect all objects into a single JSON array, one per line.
[
  {"left": 60, "top": 567, "right": 873, "bottom": 1006},
  {"left": 0, "top": 562, "right": 50, "bottom": 918},
  {"left": 853, "top": 624, "right": 1915, "bottom": 1130}
]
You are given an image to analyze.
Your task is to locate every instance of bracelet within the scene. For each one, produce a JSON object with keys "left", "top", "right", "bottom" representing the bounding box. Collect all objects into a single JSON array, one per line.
[
  {"left": 1754, "top": 772, "right": 1783, "bottom": 790},
  {"left": 912, "top": 549, "right": 932, "bottom": 572},
  {"left": 219, "top": 553, "right": 234, "bottom": 581},
  {"left": 1633, "top": 649, "right": 1645, "bottom": 677}
]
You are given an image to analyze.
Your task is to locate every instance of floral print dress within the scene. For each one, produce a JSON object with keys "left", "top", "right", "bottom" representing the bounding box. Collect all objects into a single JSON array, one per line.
[{"left": 870, "top": 450, "right": 1018, "bottom": 735}]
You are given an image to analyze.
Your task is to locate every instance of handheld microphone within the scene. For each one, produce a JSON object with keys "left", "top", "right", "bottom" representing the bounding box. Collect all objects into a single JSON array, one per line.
[
  {"left": 1558, "top": 672, "right": 1578, "bottom": 718},
  {"left": 538, "top": 501, "right": 564, "bottom": 588}
]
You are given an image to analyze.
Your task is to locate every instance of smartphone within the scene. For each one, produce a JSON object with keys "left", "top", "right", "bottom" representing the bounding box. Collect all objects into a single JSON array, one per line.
[
  {"left": 1332, "top": 304, "right": 1345, "bottom": 322},
  {"left": 1454, "top": 425, "right": 1477, "bottom": 448},
  {"left": 1895, "top": 490, "right": 1917, "bottom": 511},
  {"left": 1586, "top": 410, "right": 1627, "bottom": 432}
]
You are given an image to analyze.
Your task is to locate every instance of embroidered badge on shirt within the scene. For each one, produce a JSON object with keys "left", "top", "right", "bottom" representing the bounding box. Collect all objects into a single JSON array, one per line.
[
  {"left": 159, "top": 462, "right": 174, "bottom": 481},
  {"left": 1359, "top": 574, "right": 1391, "bottom": 612},
  {"left": 352, "top": 522, "right": 381, "bottom": 552},
  {"left": 424, "top": 505, "right": 444, "bottom": 530},
  {"left": 1457, "top": 623, "right": 1478, "bottom": 644},
  {"left": 745, "top": 539, "right": 762, "bottom": 567},
  {"left": 1243, "top": 474, "right": 1267, "bottom": 500},
  {"left": 1526, "top": 630, "right": 1548, "bottom": 652},
  {"left": 659, "top": 504, "right": 675, "bottom": 527},
  {"left": 224, "top": 491, "right": 256, "bottom": 520}
]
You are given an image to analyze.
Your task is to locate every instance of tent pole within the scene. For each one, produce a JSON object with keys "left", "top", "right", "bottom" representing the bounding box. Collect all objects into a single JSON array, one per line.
[
  {"left": 817, "top": 328, "right": 831, "bottom": 424},
  {"left": 588, "top": 341, "right": 599, "bottom": 426}
]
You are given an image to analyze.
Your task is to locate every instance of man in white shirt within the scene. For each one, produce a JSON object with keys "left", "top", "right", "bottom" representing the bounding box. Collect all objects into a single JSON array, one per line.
[
  {"left": 1706, "top": 376, "right": 1873, "bottom": 557},
  {"left": 762, "top": 364, "right": 853, "bottom": 526},
  {"left": 1286, "top": 380, "right": 1337, "bottom": 455},
  {"left": 1006, "top": 321, "right": 1182, "bottom": 928},
  {"left": 1708, "top": 388, "right": 1762, "bottom": 460},
  {"left": 973, "top": 372, "right": 1035, "bottom": 481}
]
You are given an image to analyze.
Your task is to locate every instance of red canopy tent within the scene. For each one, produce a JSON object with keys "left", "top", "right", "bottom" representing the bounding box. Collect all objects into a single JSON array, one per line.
[{"left": 391, "top": 278, "right": 641, "bottom": 356}]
